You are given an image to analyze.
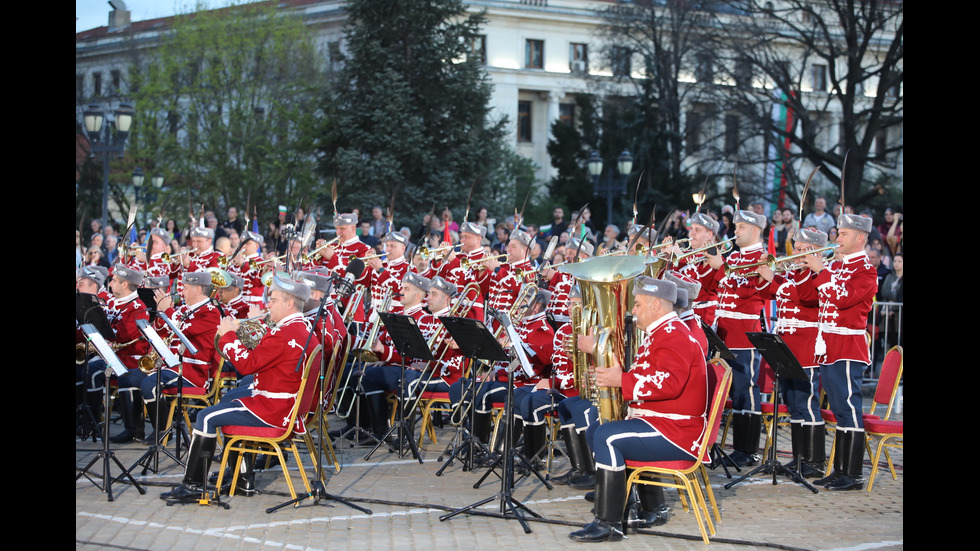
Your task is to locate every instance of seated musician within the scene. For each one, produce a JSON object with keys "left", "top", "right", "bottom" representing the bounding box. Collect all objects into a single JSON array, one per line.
[
  {"left": 569, "top": 277, "right": 708, "bottom": 543},
  {"left": 161, "top": 274, "right": 317, "bottom": 501},
  {"left": 75, "top": 267, "right": 111, "bottom": 427}
]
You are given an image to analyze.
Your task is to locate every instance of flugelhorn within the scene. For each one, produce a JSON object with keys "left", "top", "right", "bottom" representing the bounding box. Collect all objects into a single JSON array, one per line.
[{"left": 671, "top": 237, "right": 736, "bottom": 267}]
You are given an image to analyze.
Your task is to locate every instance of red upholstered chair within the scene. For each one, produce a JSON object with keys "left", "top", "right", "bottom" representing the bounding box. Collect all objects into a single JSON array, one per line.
[
  {"left": 214, "top": 344, "right": 322, "bottom": 501},
  {"left": 624, "top": 358, "right": 733, "bottom": 545},
  {"left": 863, "top": 418, "right": 902, "bottom": 492},
  {"left": 160, "top": 347, "right": 226, "bottom": 448},
  {"left": 821, "top": 346, "right": 903, "bottom": 477}
]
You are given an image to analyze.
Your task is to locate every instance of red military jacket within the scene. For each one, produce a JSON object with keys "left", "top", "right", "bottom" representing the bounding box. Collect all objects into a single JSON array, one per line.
[
  {"left": 546, "top": 270, "right": 574, "bottom": 323},
  {"left": 229, "top": 253, "right": 264, "bottom": 303},
  {"left": 369, "top": 256, "right": 413, "bottom": 312},
  {"left": 551, "top": 322, "right": 578, "bottom": 395},
  {"left": 322, "top": 238, "right": 372, "bottom": 285},
  {"left": 156, "top": 298, "right": 220, "bottom": 387},
  {"left": 486, "top": 258, "right": 532, "bottom": 316},
  {"left": 680, "top": 310, "right": 709, "bottom": 357},
  {"left": 223, "top": 293, "right": 252, "bottom": 319},
  {"left": 104, "top": 291, "right": 150, "bottom": 370},
  {"left": 673, "top": 254, "right": 721, "bottom": 327},
  {"left": 218, "top": 313, "right": 320, "bottom": 430},
  {"left": 772, "top": 269, "right": 821, "bottom": 369},
  {"left": 713, "top": 242, "right": 772, "bottom": 349},
  {"left": 437, "top": 248, "right": 489, "bottom": 322},
  {"left": 622, "top": 312, "right": 709, "bottom": 461},
  {"left": 800, "top": 251, "right": 877, "bottom": 365},
  {"left": 499, "top": 310, "right": 554, "bottom": 387}
]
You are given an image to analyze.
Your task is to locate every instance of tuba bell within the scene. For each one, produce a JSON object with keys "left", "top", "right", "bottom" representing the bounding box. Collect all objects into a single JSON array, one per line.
[{"left": 558, "top": 255, "right": 646, "bottom": 424}]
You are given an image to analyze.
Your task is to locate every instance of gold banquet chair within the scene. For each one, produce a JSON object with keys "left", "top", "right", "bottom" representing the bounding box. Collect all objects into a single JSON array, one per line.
[
  {"left": 624, "top": 358, "right": 733, "bottom": 545},
  {"left": 215, "top": 344, "right": 322, "bottom": 501},
  {"left": 303, "top": 341, "right": 345, "bottom": 476},
  {"left": 160, "top": 334, "right": 227, "bottom": 447}
]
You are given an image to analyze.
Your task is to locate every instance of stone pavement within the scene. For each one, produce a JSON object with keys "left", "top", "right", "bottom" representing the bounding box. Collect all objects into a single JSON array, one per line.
[{"left": 76, "top": 403, "right": 902, "bottom": 551}]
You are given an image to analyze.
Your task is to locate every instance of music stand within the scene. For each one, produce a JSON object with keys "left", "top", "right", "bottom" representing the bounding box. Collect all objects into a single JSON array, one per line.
[
  {"left": 433, "top": 316, "right": 508, "bottom": 475},
  {"left": 75, "top": 324, "right": 147, "bottom": 501},
  {"left": 125, "top": 318, "right": 189, "bottom": 478},
  {"left": 440, "top": 313, "right": 552, "bottom": 534},
  {"left": 699, "top": 322, "right": 741, "bottom": 477},
  {"left": 75, "top": 292, "right": 114, "bottom": 441},
  {"left": 363, "top": 312, "right": 433, "bottom": 462},
  {"left": 724, "top": 332, "right": 818, "bottom": 493}
]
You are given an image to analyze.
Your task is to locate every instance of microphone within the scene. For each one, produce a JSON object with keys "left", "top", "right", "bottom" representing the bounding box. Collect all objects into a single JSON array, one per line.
[{"left": 333, "top": 257, "right": 365, "bottom": 298}]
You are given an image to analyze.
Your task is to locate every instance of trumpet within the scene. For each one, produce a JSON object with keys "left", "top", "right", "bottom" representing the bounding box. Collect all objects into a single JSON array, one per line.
[
  {"left": 350, "top": 252, "right": 387, "bottom": 263},
  {"left": 671, "top": 237, "right": 736, "bottom": 267},
  {"left": 419, "top": 244, "right": 459, "bottom": 261},
  {"left": 648, "top": 237, "right": 691, "bottom": 254},
  {"left": 460, "top": 253, "right": 507, "bottom": 270},
  {"left": 161, "top": 248, "right": 197, "bottom": 264},
  {"left": 725, "top": 244, "right": 839, "bottom": 277},
  {"left": 302, "top": 237, "right": 340, "bottom": 263}
]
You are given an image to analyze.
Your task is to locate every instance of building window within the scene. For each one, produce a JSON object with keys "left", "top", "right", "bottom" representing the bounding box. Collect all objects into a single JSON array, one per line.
[
  {"left": 93, "top": 72, "right": 103, "bottom": 96},
  {"left": 559, "top": 103, "right": 575, "bottom": 126},
  {"left": 569, "top": 43, "right": 588, "bottom": 74},
  {"left": 724, "top": 114, "right": 740, "bottom": 156},
  {"left": 470, "top": 35, "right": 487, "bottom": 65},
  {"left": 811, "top": 64, "right": 827, "bottom": 92},
  {"left": 735, "top": 59, "right": 752, "bottom": 89},
  {"left": 168, "top": 111, "right": 180, "bottom": 135},
  {"left": 695, "top": 54, "right": 714, "bottom": 84},
  {"left": 111, "top": 69, "right": 122, "bottom": 95},
  {"left": 76, "top": 74, "right": 85, "bottom": 101},
  {"left": 611, "top": 47, "right": 631, "bottom": 77},
  {"left": 518, "top": 101, "right": 532, "bottom": 142},
  {"left": 525, "top": 39, "right": 544, "bottom": 69},
  {"left": 686, "top": 103, "right": 715, "bottom": 155}
]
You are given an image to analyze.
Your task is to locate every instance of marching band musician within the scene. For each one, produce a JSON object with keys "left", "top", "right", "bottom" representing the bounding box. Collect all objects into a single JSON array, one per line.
[
  {"left": 672, "top": 212, "right": 722, "bottom": 326},
  {"left": 295, "top": 271, "right": 340, "bottom": 431},
  {"left": 546, "top": 238, "right": 593, "bottom": 326},
  {"left": 75, "top": 267, "right": 111, "bottom": 426},
  {"left": 625, "top": 224, "right": 655, "bottom": 255},
  {"left": 365, "top": 231, "right": 415, "bottom": 313},
  {"left": 216, "top": 272, "right": 251, "bottom": 319},
  {"left": 429, "top": 221, "right": 490, "bottom": 322},
  {"left": 228, "top": 231, "right": 266, "bottom": 306},
  {"left": 569, "top": 277, "right": 708, "bottom": 543},
  {"left": 483, "top": 228, "right": 534, "bottom": 318},
  {"left": 710, "top": 210, "right": 772, "bottom": 467},
  {"left": 130, "top": 228, "right": 176, "bottom": 283},
  {"left": 315, "top": 212, "right": 373, "bottom": 294},
  {"left": 161, "top": 274, "right": 318, "bottom": 502},
  {"left": 753, "top": 228, "right": 828, "bottom": 478},
  {"left": 663, "top": 272, "right": 708, "bottom": 354},
  {"left": 798, "top": 214, "right": 878, "bottom": 491},
  {"left": 124, "top": 271, "right": 221, "bottom": 444},
  {"left": 101, "top": 264, "right": 151, "bottom": 443}
]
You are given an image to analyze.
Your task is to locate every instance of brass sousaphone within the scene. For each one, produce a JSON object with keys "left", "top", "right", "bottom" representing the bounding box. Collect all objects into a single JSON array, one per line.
[{"left": 558, "top": 255, "right": 646, "bottom": 423}]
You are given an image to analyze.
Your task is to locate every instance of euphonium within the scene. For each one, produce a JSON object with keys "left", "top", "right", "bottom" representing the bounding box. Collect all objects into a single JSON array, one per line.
[{"left": 559, "top": 255, "right": 646, "bottom": 423}]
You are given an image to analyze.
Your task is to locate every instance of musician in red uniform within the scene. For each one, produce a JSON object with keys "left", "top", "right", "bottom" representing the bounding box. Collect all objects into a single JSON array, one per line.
[
  {"left": 756, "top": 228, "right": 828, "bottom": 478},
  {"left": 103, "top": 265, "right": 151, "bottom": 442},
  {"left": 131, "top": 271, "right": 222, "bottom": 443},
  {"left": 673, "top": 212, "right": 722, "bottom": 326},
  {"left": 316, "top": 212, "right": 373, "bottom": 292},
  {"left": 546, "top": 238, "right": 592, "bottom": 325},
  {"left": 216, "top": 273, "right": 251, "bottom": 319},
  {"left": 711, "top": 209, "right": 772, "bottom": 467},
  {"left": 432, "top": 221, "right": 490, "bottom": 321},
  {"left": 161, "top": 274, "right": 317, "bottom": 501},
  {"left": 664, "top": 272, "right": 708, "bottom": 355},
  {"left": 365, "top": 231, "right": 414, "bottom": 313},
  {"left": 75, "top": 267, "right": 111, "bottom": 425},
  {"left": 570, "top": 277, "right": 708, "bottom": 543},
  {"left": 228, "top": 231, "right": 265, "bottom": 306},
  {"left": 130, "top": 228, "right": 175, "bottom": 283},
  {"left": 483, "top": 229, "right": 534, "bottom": 319},
  {"left": 800, "top": 214, "right": 877, "bottom": 491}
]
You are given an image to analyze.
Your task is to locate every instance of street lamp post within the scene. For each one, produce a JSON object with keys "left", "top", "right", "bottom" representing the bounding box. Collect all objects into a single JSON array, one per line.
[
  {"left": 83, "top": 103, "right": 134, "bottom": 230},
  {"left": 589, "top": 150, "right": 633, "bottom": 226}
]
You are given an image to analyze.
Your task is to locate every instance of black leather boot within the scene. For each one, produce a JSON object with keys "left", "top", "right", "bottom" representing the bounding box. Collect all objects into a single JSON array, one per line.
[
  {"left": 551, "top": 427, "right": 582, "bottom": 485},
  {"left": 634, "top": 483, "right": 670, "bottom": 528},
  {"left": 366, "top": 392, "right": 390, "bottom": 440},
  {"left": 568, "top": 469, "right": 626, "bottom": 542},
  {"left": 569, "top": 430, "right": 596, "bottom": 490},
  {"left": 800, "top": 423, "right": 827, "bottom": 478},
  {"left": 161, "top": 432, "right": 217, "bottom": 501},
  {"left": 110, "top": 390, "right": 145, "bottom": 443},
  {"left": 785, "top": 422, "right": 804, "bottom": 472},
  {"left": 825, "top": 430, "right": 865, "bottom": 491},
  {"left": 523, "top": 422, "right": 547, "bottom": 470},
  {"left": 814, "top": 431, "right": 845, "bottom": 486}
]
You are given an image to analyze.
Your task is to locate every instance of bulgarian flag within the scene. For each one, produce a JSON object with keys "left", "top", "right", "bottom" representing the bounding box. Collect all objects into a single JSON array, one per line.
[{"left": 764, "top": 90, "right": 796, "bottom": 211}]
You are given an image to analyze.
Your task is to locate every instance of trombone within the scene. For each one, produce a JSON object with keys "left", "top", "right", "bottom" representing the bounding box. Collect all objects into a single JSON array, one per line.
[
  {"left": 671, "top": 237, "right": 736, "bottom": 267},
  {"left": 725, "top": 244, "right": 839, "bottom": 277}
]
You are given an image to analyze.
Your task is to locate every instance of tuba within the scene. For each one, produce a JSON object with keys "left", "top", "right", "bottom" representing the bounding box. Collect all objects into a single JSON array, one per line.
[{"left": 559, "top": 255, "right": 646, "bottom": 424}]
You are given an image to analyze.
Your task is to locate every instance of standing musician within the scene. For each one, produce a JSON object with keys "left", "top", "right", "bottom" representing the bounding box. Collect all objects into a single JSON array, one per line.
[
  {"left": 130, "top": 228, "right": 176, "bottom": 283},
  {"left": 672, "top": 213, "right": 722, "bottom": 326},
  {"left": 483, "top": 229, "right": 534, "bottom": 318},
  {"left": 754, "top": 228, "right": 828, "bottom": 478},
  {"left": 365, "top": 231, "right": 415, "bottom": 313},
  {"left": 429, "top": 221, "right": 490, "bottom": 322},
  {"left": 315, "top": 212, "right": 373, "bottom": 295},
  {"left": 625, "top": 224, "right": 656, "bottom": 255},
  {"left": 228, "top": 231, "right": 266, "bottom": 306},
  {"left": 546, "top": 238, "right": 593, "bottom": 325},
  {"left": 174, "top": 227, "right": 220, "bottom": 297},
  {"left": 101, "top": 265, "right": 151, "bottom": 443},
  {"left": 569, "top": 277, "right": 708, "bottom": 543},
  {"left": 799, "top": 214, "right": 877, "bottom": 491},
  {"left": 709, "top": 210, "right": 772, "bottom": 467},
  {"left": 161, "top": 274, "right": 318, "bottom": 502},
  {"left": 75, "top": 267, "right": 111, "bottom": 424}
]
